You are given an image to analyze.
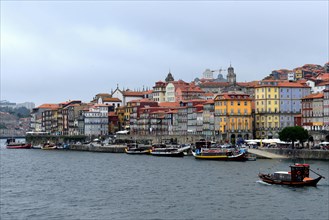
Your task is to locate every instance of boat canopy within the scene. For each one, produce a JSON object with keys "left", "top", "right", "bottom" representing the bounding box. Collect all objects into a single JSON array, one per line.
[{"left": 274, "top": 171, "right": 290, "bottom": 174}]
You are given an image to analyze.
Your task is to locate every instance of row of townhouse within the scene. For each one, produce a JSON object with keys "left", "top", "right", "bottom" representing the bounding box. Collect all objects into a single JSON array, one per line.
[
  {"left": 29, "top": 90, "right": 149, "bottom": 136},
  {"left": 29, "top": 70, "right": 329, "bottom": 142},
  {"left": 254, "top": 81, "right": 312, "bottom": 139},
  {"left": 301, "top": 84, "right": 329, "bottom": 131},
  {"left": 127, "top": 92, "right": 253, "bottom": 143}
]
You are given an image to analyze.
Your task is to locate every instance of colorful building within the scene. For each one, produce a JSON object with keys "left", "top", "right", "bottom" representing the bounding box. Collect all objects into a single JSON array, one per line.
[
  {"left": 301, "top": 92, "right": 324, "bottom": 131},
  {"left": 214, "top": 91, "right": 253, "bottom": 144},
  {"left": 255, "top": 81, "right": 311, "bottom": 139}
]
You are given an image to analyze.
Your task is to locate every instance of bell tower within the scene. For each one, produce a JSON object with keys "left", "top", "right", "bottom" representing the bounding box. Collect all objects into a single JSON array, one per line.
[{"left": 227, "top": 64, "right": 236, "bottom": 85}]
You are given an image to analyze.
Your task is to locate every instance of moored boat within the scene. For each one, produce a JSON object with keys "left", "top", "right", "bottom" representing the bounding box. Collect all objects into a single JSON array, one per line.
[
  {"left": 41, "top": 144, "right": 57, "bottom": 150},
  {"left": 31, "top": 144, "right": 42, "bottom": 149},
  {"left": 150, "top": 144, "right": 189, "bottom": 157},
  {"left": 6, "top": 142, "right": 31, "bottom": 149},
  {"left": 192, "top": 148, "right": 248, "bottom": 161},
  {"left": 125, "top": 143, "right": 151, "bottom": 154},
  {"left": 258, "top": 163, "right": 324, "bottom": 187}
]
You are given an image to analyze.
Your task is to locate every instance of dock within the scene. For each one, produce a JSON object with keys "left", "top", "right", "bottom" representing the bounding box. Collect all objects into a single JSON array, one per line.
[{"left": 248, "top": 148, "right": 288, "bottom": 159}]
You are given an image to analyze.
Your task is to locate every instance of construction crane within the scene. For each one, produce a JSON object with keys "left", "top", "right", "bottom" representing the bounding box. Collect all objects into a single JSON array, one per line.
[{"left": 211, "top": 67, "right": 227, "bottom": 74}]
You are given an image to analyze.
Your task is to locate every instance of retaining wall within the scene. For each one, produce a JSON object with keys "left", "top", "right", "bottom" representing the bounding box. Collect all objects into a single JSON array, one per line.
[{"left": 263, "top": 148, "right": 329, "bottom": 160}]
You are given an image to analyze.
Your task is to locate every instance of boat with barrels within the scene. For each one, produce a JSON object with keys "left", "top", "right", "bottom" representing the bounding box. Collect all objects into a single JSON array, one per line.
[
  {"left": 258, "top": 163, "right": 324, "bottom": 186},
  {"left": 191, "top": 139, "right": 248, "bottom": 161},
  {"left": 125, "top": 143, "right": 151, "bottom": 155},
  {"left": 192, "top": 148, "right": 248, "bottom": 161}
]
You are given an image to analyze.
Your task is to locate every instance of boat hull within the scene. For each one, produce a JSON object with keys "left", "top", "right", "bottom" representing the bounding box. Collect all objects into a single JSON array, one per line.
[
  {"left": 125, "top": 148, "right": 150, "bottom": 155},
  {"left": 41, "top": 145, "right": 57, "bottom": 150},
  {"left": 150, "top": 151, "right": 185, "bottom": 157},
  {"left": 258, "top": 174, "right": 322, "bottom": 187},
  {"left": 6, "top": 144, "right": 31, "bottom": 149},
  {"left": 192, "top": 151, "right": 247, "bottom": 161}
]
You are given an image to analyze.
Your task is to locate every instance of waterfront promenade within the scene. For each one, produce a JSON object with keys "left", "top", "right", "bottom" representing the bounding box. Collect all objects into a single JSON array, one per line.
[
  {"left": 67, "top": 143, "right": 329, "bottom": 160},
  {"left": 248, "top": 148, "right": 288, "bottom": 159}
]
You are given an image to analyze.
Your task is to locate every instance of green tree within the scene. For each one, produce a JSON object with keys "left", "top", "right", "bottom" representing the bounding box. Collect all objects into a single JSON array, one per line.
[{"left": 279, "top": 126, "right": 309, "bottom": 149}]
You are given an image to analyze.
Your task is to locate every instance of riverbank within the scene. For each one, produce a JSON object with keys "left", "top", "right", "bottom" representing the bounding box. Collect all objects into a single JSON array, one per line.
[
  {"left": 66, "top": 144, "right": 329, "bottom": 160},
  {"left": 261, "top": 148, "right": 329, "bottom": 160},
  {"left": 69, "top": 144, "right": 126, "bottom": 153}
]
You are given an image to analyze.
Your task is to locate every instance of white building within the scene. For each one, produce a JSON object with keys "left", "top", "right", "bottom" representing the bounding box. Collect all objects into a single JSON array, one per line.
[{"left": 84, "top": 104, "right": 109, "bottom": 136}]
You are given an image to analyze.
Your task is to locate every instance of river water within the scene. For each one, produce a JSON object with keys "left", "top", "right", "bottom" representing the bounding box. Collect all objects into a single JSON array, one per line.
[{"left": 0, "top": 139, "right": 328, "bottom": 220}]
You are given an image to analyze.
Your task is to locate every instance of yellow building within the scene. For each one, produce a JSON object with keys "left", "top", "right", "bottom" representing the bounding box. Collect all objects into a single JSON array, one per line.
[
  {"left": 295, "top": 69, "right": 303, "bottom": 79},
  {"left": 214, "top": 91, "right": 253, "bottom": 144},
  {"left": 115, "top": 106, "right": 126, "bottom": 131},
  {"left": 255, "top": 81, "right": 280, "bottom": 139},
  {"left": 255, "top": 81, "right": 311, "bottom": 139}
]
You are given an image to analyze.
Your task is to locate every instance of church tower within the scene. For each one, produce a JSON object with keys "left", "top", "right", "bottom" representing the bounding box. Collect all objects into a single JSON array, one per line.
[
  {"left": 165, "top": 71, "right": 174, "bottom": 82},
  {"left": 227, "top": 64, "right": 236, "bottom": 85}
]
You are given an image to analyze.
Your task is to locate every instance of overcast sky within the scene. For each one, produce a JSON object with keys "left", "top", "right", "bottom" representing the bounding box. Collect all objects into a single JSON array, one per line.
[{"left": 1, "top": 1, "right": 328, "bottom": 106}]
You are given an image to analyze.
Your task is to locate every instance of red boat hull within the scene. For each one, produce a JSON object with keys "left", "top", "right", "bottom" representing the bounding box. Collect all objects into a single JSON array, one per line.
[
  {"left": 258, "top": 173, "right": 322, "bottom": 187},
  {"left": 6, "top": 144, "right": 31, "bottom": 149}
]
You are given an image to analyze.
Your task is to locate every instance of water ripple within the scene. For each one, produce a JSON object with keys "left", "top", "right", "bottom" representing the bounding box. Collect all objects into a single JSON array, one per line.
[{"left": 1, "top": 148, "right": 328, "bottom": 220}]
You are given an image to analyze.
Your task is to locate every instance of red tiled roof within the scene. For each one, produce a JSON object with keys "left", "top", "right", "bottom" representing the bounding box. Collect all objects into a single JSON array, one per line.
[
  {"left": 37, "top": 104, "right": 59, "bottom": 109},
  {"left": 143, "top": 90, "right": 153, "bottom": 94},
  {"left": 204, "top": 92, "right": 215, "bottom": 96},
  {"left": 129, "top": 98, "right": 156, "bottom": 103},
  {"left": 102, "top": 97, "right": 122, "bottom": 102},
  {"left": 158, "top": 102, "right": 180, "bottom": 107},
  {"left": 123, "top": 91, "right": 144, "bottom": 97},
  {"left": 278, "top": 82, "right": 311, "bottom": 88},
  {"left": 302, "top": 92, "right": 324, "bottom": 99},
  {"left": 204, "top": 99, "right": 214, "bottom": 104}
]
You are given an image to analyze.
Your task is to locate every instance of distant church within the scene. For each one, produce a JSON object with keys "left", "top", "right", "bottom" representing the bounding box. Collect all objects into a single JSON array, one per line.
[{"left": 194, "top": 64, "right": 244, "bottom": 93}]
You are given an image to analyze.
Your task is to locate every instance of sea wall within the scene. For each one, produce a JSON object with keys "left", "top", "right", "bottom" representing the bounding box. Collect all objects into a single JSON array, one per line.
[
  {"left": 69, "top": 144, "right": 126, "bottom": 153},
  {"left": 262, "top": 148, "right": 329, "bottom": 160}
]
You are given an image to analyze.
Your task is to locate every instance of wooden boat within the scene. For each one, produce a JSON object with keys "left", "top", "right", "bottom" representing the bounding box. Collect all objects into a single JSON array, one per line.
[
  {"left": 31, "top": 144, "right": 42, "bottom": 149},
  {"left": 258, "top": 163, "right": 324, "bottom": 187},
  {"left": 125, "top": 143, "right": 151, "bottom": 154},
  {"left": 192, "top": 139, "right": 247, "bottom": 161},
  {"left": 6, "top": 142, "right": 31, "bottom": 149},
  {"left": 192, "top": 148, "right": 248, "bottom": 161},
  {"left": 150, "top": 144, "right": 189, "bottom": 157},
  {"left": 41, "top": 144, "right": 57, "bottom": 150}
]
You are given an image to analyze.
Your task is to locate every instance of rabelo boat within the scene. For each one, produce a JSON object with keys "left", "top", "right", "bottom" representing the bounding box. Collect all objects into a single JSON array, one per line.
[
  {"left": 258, "top": 163, "right": 324, "bottom": 187},
  {"left": 125, "top": 143, "right": 151, "bottom": 154},
  {"left": 191, "top": 140, "right": 248, "bottom": 161},
  {"left": 150, "top": 144, "right": 190, "bottom": 157}
]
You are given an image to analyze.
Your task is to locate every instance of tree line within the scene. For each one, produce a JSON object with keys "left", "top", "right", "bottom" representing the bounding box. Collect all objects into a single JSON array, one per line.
[{"left": 0, "top": 106, "right": 31, "bottom": 118}]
